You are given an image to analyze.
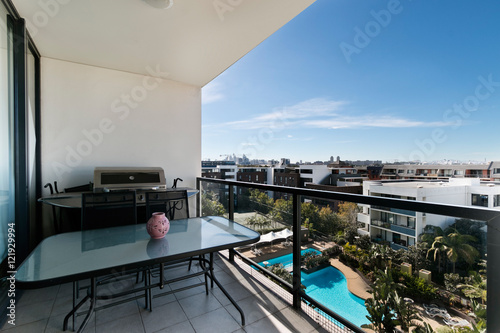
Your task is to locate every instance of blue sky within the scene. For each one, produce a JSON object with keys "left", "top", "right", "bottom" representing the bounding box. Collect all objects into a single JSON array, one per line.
[{"left": 202, "top": 0, "right": 500, "bottom": 163}]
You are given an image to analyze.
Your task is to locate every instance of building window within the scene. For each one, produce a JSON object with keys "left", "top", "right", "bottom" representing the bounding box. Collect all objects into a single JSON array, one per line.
[
  {"left": 494, "top": 168, "right": 500, "bottom": 174},
  {"left": 255, "top": 175, "right": 259, "bottom": 181},
  {"left": 472, "top": 194, "right": 488, "bottom": 207},
  {"left": 494, "top": 195, "right": 500, "bottom": 207},
  {"left": 301, "top": 169, "right": 313, "bottom": 174}
]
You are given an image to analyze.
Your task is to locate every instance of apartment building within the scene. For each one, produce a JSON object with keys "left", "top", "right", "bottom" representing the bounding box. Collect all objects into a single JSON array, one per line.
[
  {"left": 380, "top": 161, "right": 500, "bottom": 181},
  {"left": 358, "top": 178, "right": 500, "bottom": 250}
]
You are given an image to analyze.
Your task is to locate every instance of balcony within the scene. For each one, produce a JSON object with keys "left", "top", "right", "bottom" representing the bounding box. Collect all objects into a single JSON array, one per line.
[
  {"left": 356, "top": 212, "right": 370, "bottom": 224},
  {"left": 390, "top": 224, "right": 416, "bottom": 237},
  {"left": 372, "top": 206, "right": 416, "bottom": 217},
  {"left": 197, "top": 177, "right": 500, "bottom": 332},
  {"left": 391, "top": 242, "right": 408, "bottom": 251}
]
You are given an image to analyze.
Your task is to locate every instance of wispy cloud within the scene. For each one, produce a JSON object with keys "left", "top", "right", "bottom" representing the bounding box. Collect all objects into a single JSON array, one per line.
[
  {"left": 305, "top": 116, "right": 453, "bottom": 129},
  {"left": 222, "top": 98, "right": 346, "bottom": 130},
  {"left": 213, "top": 97, "right": 457, "bottom": 130},
  {"left": 202, "top": 81, "right": 225, "bottom": 105}
]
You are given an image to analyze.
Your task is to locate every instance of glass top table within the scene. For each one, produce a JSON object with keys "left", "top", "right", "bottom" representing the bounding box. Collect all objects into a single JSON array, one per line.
[
  {"left": 16, "top": 216, "right": 260, "bottom": 332},
  {"left": 16, "top": 216, "right": 259, "bottom": 287}
]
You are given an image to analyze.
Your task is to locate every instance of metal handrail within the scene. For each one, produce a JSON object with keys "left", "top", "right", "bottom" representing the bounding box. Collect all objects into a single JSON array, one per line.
[{"left": 196, "top": 177, "right": 500, "bottom": 332}]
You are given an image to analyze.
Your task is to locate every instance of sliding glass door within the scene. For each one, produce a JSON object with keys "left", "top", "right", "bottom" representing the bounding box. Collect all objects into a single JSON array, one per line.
[
  {"left": 0, "top": 2, "right": 14, "bottom": 265},
  {"left": 0, "top": 0, "right": 40, "bottom": 272}
]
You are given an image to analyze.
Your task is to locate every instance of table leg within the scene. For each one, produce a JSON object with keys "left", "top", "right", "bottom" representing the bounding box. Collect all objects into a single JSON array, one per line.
[
  {"left": 209, "top": 252, "right": 245, "bottom": 326},
  {"left": 63, "top": 293, "right": 89, "bottom": 331},
  {"left": 76, "top": 277, "right": 96, "bottom": 333}
]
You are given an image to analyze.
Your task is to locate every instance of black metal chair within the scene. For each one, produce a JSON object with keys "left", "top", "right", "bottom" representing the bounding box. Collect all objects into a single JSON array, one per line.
[
  {"left": 145, "top": 190, "right": 208, "bottom": 309},
  {"left": 72, "top": 191, "right": 149, "bottom": 326},
  {"left": 145, "top": 190, "right": 190, "bottom": 221},
  {"left": 81, "top": 191, "right": 137, "bottom": 230}
]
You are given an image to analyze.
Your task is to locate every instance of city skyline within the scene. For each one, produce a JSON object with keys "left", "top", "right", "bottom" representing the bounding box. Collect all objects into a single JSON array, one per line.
[{"left": 202, "top": 0, "right": 500, "bottom": 163}]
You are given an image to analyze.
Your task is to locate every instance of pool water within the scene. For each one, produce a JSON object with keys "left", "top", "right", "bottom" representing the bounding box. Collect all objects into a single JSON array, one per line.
[
  {"left": 259, "top": 248, "right": 321, "bottom": 270},
  {"left": 258, "top": 248, "right": 370, "bottom": 328}
]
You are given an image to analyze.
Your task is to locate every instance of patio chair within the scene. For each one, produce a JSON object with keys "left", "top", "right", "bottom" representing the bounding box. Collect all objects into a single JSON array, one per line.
[
  {"left": 145, "top": 190, "right": 207, "bottom": 310},
  {"left": 73, "top": 191, "right": 149, "bottom": 326}
]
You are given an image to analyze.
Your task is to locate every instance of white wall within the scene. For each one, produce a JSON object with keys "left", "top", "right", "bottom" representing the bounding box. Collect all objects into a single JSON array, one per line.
[{"left": 41, "top": 58, "right": 201, "bottom": 193}]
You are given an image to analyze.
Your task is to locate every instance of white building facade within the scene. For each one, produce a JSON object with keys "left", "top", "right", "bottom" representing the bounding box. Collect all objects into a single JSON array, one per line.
[{"left": 358, "top": 179, "right": 500, "bottom": 250}]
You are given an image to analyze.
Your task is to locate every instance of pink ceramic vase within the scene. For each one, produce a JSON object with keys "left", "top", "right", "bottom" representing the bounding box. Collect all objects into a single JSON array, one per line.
[{"left": 146, "top": 212, "right": 170, "bottom": 239}]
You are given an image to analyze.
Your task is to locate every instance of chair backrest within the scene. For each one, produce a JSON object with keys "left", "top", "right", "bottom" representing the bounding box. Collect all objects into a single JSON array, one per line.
[
  {"left": 81, "top": 191, "right": 137, "bottom": 230},
  {"left": 145, "top": 190, "right": 189, "bottom": 221}
]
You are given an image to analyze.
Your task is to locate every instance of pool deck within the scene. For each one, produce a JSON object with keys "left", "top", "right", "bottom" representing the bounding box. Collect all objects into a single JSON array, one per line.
[{"left": 241, "top": 241, "right": 372, "bottom": 300}]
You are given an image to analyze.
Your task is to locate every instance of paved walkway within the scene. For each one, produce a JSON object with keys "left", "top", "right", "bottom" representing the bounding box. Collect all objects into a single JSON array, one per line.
[{"left": 328, "top": 258, "right": 372, "bottom": 300}]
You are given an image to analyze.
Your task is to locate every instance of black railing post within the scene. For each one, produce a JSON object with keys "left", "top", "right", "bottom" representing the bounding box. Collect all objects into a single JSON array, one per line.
[
  {"left": 196, "top": 178, "right": 201, "bottom": 217},
  {"left": 488, "top": 214, "right": 500, "bottom": 332},
  {"left": 229, "top": 184, "right": 234, "bottom": 221},
  {"left": 292, "top": 192, "right": 301, "bottom": 309},
  {"left": 228, "top": 184, "right": 235, "bottom": 261}
]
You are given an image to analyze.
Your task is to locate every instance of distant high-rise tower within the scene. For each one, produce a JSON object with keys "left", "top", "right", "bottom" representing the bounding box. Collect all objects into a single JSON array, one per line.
[
  {"left": 280, "top": 158, "right": 290, "bottom": 166},
  {"left": 337, "top": 156, "right": 340, "bottom": 162}
]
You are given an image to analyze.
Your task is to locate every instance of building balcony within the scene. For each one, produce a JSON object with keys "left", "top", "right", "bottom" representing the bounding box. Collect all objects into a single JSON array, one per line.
[
  {"left": 371, "top": 205, "right": 416, "bottom": 217},
  {"left": 357, "top": 212, "right": 370, "bottom": 224},
  {"left": 391, "top": 242, "right": 408, "bottom": 251},
  {"left": 371, "top": 220, "right": 416, "bottom": 237}
]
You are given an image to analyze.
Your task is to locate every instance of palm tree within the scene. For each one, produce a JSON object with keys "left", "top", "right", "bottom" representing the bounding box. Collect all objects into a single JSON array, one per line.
[
  {"left": 363, "top": 270, "right": 398, "bottom": 332},
  {"left": 439, "top": 229, "right": 479, "bottom": 273},
  {"left": 427, "top": 228, "right": 479, "bottom": 273},
  {"left": 427, "top": 239, "right": 447, "bottom": 274},
  {"left": 392, "top": 291, "right": 421, "bottom": 332}
]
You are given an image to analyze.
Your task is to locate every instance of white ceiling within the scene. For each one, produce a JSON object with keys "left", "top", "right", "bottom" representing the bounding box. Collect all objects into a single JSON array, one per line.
[{"left": 13, "top": 0, "right": 315, "bottom": 87}]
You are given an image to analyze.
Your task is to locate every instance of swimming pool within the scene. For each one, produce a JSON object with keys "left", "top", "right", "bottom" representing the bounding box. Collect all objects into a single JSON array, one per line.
[{"left": 258, "top": 249, "right": 370, "bottom": 328}]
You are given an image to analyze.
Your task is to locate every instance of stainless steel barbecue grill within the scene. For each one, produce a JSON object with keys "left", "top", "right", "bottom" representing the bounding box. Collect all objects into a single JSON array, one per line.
[{"left": 93, "top": 167, "right": 167, "bottom": 203}]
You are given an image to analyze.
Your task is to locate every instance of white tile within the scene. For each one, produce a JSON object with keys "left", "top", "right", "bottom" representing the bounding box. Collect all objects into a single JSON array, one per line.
[
  {"left": 95, "top": 311, "right": 145, "bottom": 333},
  {"left": 189, "top": 308, "right": 241, "bottom": 333},
  {"left": 154, "top": 320, "right": 195, "bottom": 333},
  {"left": 44, "top": 312, "right": 95, "bottom": 333},
  {"left": 0, "top": 319, "right": 47, "bottom": 333},
  {"left": 10, "top": 299, "right": 54, "bottom": 327},
  {"left": 95, "top": 299, "right": 139, "bottom": 326},
  {"left": 178, "top": 292, "right": 222, "bottom": 319},
  {"left": 240, "top": 315, "right": 294, "bottom": 333},
  {"left": 140, "top": 300, "right": 187, "bottom": 333},
  {"left": 210, "top": 281, "right": 252, "bottom": 307},
  {"left": 273, "top": 307, "right": 323, "bottom": 333}
]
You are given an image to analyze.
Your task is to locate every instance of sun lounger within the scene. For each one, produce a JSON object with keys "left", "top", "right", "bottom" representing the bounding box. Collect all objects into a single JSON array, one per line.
[
  {"left": 444, "top": 318, "right": 469, "bottom": 328},
  {"left": 251, "top": 248, "right": 262, "bottom": 256},
  {"left": 425, "top": 308, "right": 451, "bottom": 320}
]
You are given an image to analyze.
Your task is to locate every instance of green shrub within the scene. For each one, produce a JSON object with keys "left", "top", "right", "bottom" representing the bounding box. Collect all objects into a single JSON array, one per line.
[
  {"left": 322, "top": 245, "right": 342, "bottom": 257},
  {"left": 393, "top": 270, "right": 437, "bottom": 302}
]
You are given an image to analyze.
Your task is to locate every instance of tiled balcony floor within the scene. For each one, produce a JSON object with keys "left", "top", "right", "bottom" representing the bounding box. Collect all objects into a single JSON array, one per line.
[{"left": 1, "top": 252, "right": 328, "bottom": 333}]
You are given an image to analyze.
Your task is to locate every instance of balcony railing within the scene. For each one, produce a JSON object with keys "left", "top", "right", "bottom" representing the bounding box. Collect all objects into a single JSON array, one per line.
[
  {"left": 196, "top": 177, "right": 500, "bottom": 332},
  {"left": 372, "top": 205, "right": 416, "bottom": 216}
]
